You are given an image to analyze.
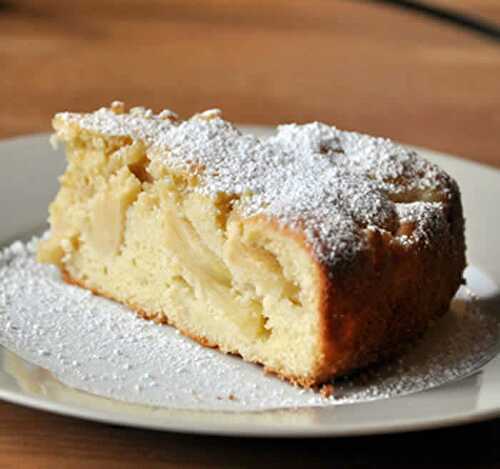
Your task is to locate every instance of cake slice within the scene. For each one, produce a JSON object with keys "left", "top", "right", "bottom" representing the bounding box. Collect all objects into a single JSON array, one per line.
[{"left": 38, "top": 102, "right": 466, "bottom": 387}]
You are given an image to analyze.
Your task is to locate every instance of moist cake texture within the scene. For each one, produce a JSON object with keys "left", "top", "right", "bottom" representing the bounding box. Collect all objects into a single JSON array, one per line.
[{"left": 38, "top": 102, "right": 466, "bottom": 387}]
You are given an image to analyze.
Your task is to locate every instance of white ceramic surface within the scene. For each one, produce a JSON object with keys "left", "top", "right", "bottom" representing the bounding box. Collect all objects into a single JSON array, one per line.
[{"left": 0, "top": 128, "right": 499, "bottom": 437}]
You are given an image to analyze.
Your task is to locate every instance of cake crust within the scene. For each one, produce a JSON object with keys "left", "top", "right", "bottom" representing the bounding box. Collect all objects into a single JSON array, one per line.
[
  {"left": 39, "top": 103, "right": 466, "bottom": 388},
  {"left": 316, "top": 189, "right": 465, "bottom": 384}
]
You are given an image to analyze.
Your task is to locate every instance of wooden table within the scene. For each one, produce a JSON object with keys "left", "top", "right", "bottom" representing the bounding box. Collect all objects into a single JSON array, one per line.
[{"left": 1, "top": 1, "right": 499, "bottom": 467}]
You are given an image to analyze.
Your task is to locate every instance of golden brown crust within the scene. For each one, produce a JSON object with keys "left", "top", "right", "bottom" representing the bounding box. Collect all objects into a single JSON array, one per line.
[
  {"left": 234, "top": 179, "right": 466, "bottom": 386},
  {"left": 314, "top": 181, "right": 466, "bottom": 384}
]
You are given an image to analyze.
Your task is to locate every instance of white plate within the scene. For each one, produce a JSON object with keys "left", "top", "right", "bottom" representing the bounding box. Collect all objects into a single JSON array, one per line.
[{"left": 0, "top": 128, "right": 499, "bottom": 437}]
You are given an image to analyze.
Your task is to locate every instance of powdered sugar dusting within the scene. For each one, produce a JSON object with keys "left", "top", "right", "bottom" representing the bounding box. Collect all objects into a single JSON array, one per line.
[
  {"left": 55, "top": 107, "right": 455, "bottom": 268},
  {"left": 0, "top": 238, "right": 497, "bottom": 411}
]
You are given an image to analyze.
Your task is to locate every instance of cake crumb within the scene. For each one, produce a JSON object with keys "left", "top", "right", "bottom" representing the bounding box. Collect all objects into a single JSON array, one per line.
[
  {"left": 158, "top": 109, "right": 178, "bottom": 121},
  {"left": 110, "top": 101, "right": 125, "bottom": 114},
  {"left": 320, "top": 384, "right": 335, "bottom": 398},
  {"left": 0, "top": 236, "right": 496, "bottom": 411}
]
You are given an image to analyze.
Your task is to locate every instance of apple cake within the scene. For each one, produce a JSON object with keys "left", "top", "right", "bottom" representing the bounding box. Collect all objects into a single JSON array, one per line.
[{"left": 37, "top": 102, "right": 466, "bottom": 387}]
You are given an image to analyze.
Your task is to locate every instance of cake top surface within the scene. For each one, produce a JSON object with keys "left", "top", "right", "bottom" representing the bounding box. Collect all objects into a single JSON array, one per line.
[{"left": 54, "top": 104, "right": 456, "bottom": 269}]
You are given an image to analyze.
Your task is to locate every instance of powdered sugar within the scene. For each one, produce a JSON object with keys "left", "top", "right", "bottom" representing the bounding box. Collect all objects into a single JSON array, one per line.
[
  {"left": 56, "top": 108, "right": 454, "bottom": 268},
  {"left": 0, "top": 237, "right": 497, "bottom": 411}
]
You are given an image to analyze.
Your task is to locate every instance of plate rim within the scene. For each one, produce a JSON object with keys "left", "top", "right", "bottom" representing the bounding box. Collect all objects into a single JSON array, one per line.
[
  {"left": 0, "top": 370, "right": 499, "bottom": 438},
  {"left": 0, "top": 131, "right": 499, "bottom": 438}
]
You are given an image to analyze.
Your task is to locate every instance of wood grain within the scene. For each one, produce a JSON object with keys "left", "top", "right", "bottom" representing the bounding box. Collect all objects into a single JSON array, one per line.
[
  {"left": 0, "top": 1, "right": 500, "bottom": 467},
  {"left": 0, "top": 399, "right": 499, "bottom": 468},
  {"left": 0, "top": 0, "right": 499, "bottom": 166}
]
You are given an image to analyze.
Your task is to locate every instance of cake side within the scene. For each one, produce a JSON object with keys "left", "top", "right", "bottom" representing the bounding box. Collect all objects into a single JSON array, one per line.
[
  {"left": 314, "top": 187, "right": 466, "bottom": 382},
  {"left": 38, "top": 103, "right": 466, "bottom": 387}
]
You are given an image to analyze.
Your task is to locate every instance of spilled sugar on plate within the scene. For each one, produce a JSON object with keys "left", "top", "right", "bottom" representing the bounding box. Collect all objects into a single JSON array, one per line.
[{"left": 0, "top": 236, "right": 498, "bottom": 412}]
